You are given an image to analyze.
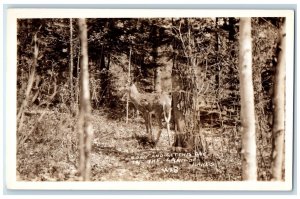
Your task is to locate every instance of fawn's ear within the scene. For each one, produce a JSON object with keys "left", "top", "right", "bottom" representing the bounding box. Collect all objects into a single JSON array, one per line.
[
  {"left": 129, "top": 82, "right": 137, "bottom": 89},
  {"left": 129, "top": 81, "right": 136, "bottom": 86}
]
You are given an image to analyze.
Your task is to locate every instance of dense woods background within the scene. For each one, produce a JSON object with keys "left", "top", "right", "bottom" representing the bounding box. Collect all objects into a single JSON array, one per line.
[{"left": 16, "top": 17, "right": 285, "bottom": 181}]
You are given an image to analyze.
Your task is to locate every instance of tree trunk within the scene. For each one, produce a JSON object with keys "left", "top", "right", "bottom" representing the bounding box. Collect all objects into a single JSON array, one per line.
[
  {"left": 126, "top": 48, "right": 132, "bottom": 123},
  {"left": 78, "top": 18, "right": 93, "bottom": 181},
  {"left": 171, "top": 19, "right": 207, "bottom": 153},
  {"left": 228, "top": 17, "right": 236, "bottom": 41},
  {"left": 238, "top": 17, "right": 257, "bottom": 181},
  {"left": 99, "top": 45, "right": 111, "bottom": 105},
  {"left": 271, "top": 18, "right": 286, "bottom": 181},
  {"left": 215, "top": 17, "right": 220, "bottom": 94},
  {"left": 154, "top": 67, "right": 162, "bottom": 92},
  {"left": 17, "top": 33, "right": 38, "bottom": 131},
  {"left": 76, "top": 45, "right": 80, "bottom": 116},
  {"left": 69, "top": 18, "right": 74, "bottom": 109}
]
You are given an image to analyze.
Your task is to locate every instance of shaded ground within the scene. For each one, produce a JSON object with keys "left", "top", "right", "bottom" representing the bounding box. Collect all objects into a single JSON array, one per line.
[{"left": 17, "top": 108, "right": 242, "bottom": 181}]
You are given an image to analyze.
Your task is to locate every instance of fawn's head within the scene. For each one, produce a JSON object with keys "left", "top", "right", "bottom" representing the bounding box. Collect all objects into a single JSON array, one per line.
[
  {"left": 127, "top": 83, "right": 140, "bottom": 99},
  {"left": 121, "top": 83, "right": 140, "bottom": 101}
]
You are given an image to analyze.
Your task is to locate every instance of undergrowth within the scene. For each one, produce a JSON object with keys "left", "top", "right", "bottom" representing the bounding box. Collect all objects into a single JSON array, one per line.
[{"left": 17, "top": 108, "right": 242, "bottom": 181}]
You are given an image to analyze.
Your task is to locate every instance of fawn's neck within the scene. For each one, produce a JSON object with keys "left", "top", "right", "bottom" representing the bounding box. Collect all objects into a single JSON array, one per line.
[{"left": 129, "top": 87, "right": 141, "bottom": 107}]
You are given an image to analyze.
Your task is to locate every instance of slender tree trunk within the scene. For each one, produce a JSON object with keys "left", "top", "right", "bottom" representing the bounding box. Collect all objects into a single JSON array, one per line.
[
  {"left": 149, "top": 22, "right": 161, "bottom": 93},
  {"left": 76, "top": 46, "right": 80, "bottom": 116},
  {"left": 126, "top": 47, "right": 132, "bottom": 123},
  {"left": 70, "top": 18, "right": 74, "bottom": 108},
  {"left": 98, "top": 45, "right": 111, "bottom": 105},
  {"left": 78, "top": 18, "right": 93, "bottom": 181},
  {"left": 154, "top": 67, "right": 162, "bottom": 92},
  {"left": 238, "top": 17, "right": 257, "bottom": 181},
  {"left": 215, "top": 18, "right": 220, "bottom": 94},
  {"left": 17, "top": 33, "right": 38, "bottom": 131},
  {"left": 271, "top": 18, "right": 286, "bottom": 181},
  {"left": 229, "top": 18, "right": 236, "bottom": 41}
]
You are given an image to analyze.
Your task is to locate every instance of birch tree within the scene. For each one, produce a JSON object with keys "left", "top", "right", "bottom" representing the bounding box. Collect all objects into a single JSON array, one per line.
[
  {"left": 238, "top": 18, "right": 257, "bottom": 181},
  {"left": 126, "top": 47, "right": 131, "bottom": 123},
  {"left": 69, "top": 18, "right": 74, "bottom": 109},
  {"left": 271, "top": 18, "right": 286, "bottom": 181},
  {"left": 78, "top": 18, "right": 93, "bottom": 181},
  {"left": 17, "top": 32, "right": 39, "bottom": 132}
]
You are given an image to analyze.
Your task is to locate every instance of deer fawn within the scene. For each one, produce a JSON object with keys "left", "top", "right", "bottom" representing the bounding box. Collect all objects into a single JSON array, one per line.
[{"left": 126, "top": 83, "right": 172, "bottom": 146}]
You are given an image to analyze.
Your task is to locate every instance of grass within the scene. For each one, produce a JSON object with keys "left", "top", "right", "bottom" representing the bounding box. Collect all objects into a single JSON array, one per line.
[{"left": 17, "top": 107, "right": 243, "bottom": 181}]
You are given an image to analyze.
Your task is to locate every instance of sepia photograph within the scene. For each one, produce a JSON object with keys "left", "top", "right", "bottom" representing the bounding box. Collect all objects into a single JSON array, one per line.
[{"left": 6, "top": 9, "right": 294, "bottom": 190}]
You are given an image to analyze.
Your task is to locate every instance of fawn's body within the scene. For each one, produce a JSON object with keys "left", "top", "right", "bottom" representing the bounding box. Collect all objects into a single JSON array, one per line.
[{"left": 128, "top": 84, "right": 172, "bottom": 145}]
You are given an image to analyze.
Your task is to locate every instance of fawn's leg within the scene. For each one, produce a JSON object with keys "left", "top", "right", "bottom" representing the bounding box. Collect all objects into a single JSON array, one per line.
[
  {"left": 144, "top": 112, "right": 153, "bottom": 142},
  {"left": 166, "top": 107, "right": 171, "bottom": 146},
  {"left": 166, "top": 120, "right": 171, "bottom": 146},
  {"left": 162, "top": 104, "right": 172, "bottom": 146},
  {"left": 143, "top": 112, "right": 150, "bottom": 141},
  {"left": 148, "top": 113, "right": 153, "bottom": 142},
  {"left": 155, "top": 114, "right": 163, "bottom": 145}
]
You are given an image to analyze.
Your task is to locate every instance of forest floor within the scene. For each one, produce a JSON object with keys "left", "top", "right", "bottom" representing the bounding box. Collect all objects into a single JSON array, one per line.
[{"left": 17, "top": 108, "right": 242, "bottom": 181}]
